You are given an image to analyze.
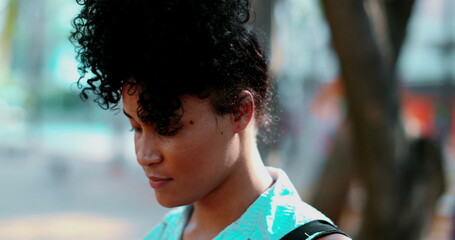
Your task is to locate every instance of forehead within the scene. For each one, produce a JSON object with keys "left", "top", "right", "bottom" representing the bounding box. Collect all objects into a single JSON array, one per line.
[{"left": 121, "top": 85, "right": 216, "bottom": 118}]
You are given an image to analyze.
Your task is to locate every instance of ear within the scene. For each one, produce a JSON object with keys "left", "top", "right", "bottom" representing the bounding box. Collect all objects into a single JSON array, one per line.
[{"left": 232, "top": 90, "right": 255, "bottom": 133}]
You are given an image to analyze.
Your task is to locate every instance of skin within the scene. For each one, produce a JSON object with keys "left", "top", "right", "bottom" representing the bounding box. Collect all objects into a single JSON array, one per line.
[{"left": 122, "top": 86, "right": 349, "bottom": 240}]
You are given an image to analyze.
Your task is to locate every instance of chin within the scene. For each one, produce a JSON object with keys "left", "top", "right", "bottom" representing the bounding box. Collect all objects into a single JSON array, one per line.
[{"left": 156, "top": 194, "right": 194, "bottom": 208}]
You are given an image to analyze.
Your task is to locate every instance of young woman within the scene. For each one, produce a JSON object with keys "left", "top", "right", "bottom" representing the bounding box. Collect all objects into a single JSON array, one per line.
[{"left": 70, "top": 0, "right": 350, "bottom": 239}]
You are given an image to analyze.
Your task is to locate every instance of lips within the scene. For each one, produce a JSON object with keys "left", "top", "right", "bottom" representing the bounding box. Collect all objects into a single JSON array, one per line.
[{"left": 148, "top": 176, "right": 173, "bottom": 189}]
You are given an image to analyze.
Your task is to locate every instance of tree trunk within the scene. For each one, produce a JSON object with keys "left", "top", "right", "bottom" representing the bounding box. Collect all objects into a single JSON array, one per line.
[
  {"left": 383, "top": 0, "right": 416, "bottom": 68},
  {"left": 311, "top": 121, "right": 353, "bottom": 224},
  {"left": 318, "top": 0, "right": 446, "bottom": 239},
  {"left": 321, "top": 0, "right": 404, "bottom": 239}
]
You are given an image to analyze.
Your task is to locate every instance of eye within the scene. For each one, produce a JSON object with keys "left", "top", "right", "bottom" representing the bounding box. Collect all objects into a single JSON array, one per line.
[
  {"left": 157, "top": 130, "right": 177, "bottom": 137},
  {"left": 155, "top": 124, "right": 181, "bottom": 137},
  {"left": 130, "top": 127, "right": 142, "bottom": 133}
]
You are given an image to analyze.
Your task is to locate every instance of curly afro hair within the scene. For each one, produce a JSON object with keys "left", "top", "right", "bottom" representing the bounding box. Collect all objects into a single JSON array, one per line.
[{"left": 70, "top": 0, "right": 272, "bottom": 136}]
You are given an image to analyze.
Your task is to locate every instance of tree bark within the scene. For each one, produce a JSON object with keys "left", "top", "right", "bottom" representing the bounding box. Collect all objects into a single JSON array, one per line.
[
  {"left": 320, "top": 1, "right": 405, "bottom": 239},
  {"left": 312, "top": 0, "right": 415, "bottom": 222},
  {"left": 319, "top": 0, "right": 445, "bottom": 239},
  {"left": 311, "top": 122, "right": 353, "bottom": 223},
  {"left": 383, "top": 0, "right": 416, "bottom": 67}
]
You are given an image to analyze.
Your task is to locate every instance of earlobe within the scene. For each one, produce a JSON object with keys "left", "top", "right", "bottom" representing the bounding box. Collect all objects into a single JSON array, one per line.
[{"left": 232, "top": 90, "right": 255, "bottom": 133}]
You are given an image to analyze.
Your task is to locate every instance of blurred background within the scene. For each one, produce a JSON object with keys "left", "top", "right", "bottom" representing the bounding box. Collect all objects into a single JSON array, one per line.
[{"left": 0, "top": 0, "right": 454, "bottom": 239}]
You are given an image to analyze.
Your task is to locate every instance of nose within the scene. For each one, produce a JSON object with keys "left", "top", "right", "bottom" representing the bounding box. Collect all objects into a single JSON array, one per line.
[{"left": 135, "top": 133, "right": 163, "bottom": 166}]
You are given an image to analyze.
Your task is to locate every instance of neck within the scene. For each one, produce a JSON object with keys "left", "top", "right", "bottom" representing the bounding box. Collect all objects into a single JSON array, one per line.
[{"left": 184, "top": 141, "right": 273, "bottom": 239}]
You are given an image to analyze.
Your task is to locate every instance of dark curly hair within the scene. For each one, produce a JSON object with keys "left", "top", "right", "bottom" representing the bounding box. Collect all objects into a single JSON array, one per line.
[{"left": 70, "top": 0, "right": 272, "bottom": 136}]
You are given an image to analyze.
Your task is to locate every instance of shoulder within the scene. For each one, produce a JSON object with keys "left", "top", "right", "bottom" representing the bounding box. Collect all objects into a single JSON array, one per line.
[
  {"left": 318, "top": 234, "right": 352, "bottom": 240},
  {"left": 261, "top": 168, "right": 337, "bottom": 238},
  {"left": 268, "top": 168, "right": 332, "bottom": 222}
]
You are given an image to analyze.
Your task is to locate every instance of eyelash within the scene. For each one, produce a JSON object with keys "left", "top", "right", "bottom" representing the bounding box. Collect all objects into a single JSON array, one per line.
[
  {"left": 129, "top": 126, "right": 179, "bottom": 136},
  {"left": 130, "top": 127, "right": 142, "bottom": 133}
]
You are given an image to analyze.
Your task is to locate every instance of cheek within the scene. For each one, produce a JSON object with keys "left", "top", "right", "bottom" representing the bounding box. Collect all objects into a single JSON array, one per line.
[
  {"left": 171, "top": 133, "right": 228, "bottom": 171},
  {"left": 183, "top": 133, "right": 234, "bottom": 172}
]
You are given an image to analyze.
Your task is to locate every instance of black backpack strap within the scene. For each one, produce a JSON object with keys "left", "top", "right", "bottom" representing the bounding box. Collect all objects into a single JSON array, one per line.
[{"left": 280, "top": 220, "right": 349, "bottom": 240}]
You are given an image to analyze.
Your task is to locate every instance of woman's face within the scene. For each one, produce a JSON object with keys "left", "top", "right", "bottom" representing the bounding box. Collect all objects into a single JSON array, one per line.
[{"left": 122, "top": 89, "right": 240, "bottom": 207}]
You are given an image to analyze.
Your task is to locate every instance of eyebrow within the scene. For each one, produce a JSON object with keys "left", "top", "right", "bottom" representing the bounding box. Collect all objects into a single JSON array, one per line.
[{"left": 123, "top": 109, "right": 133, "bottom": 119}]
